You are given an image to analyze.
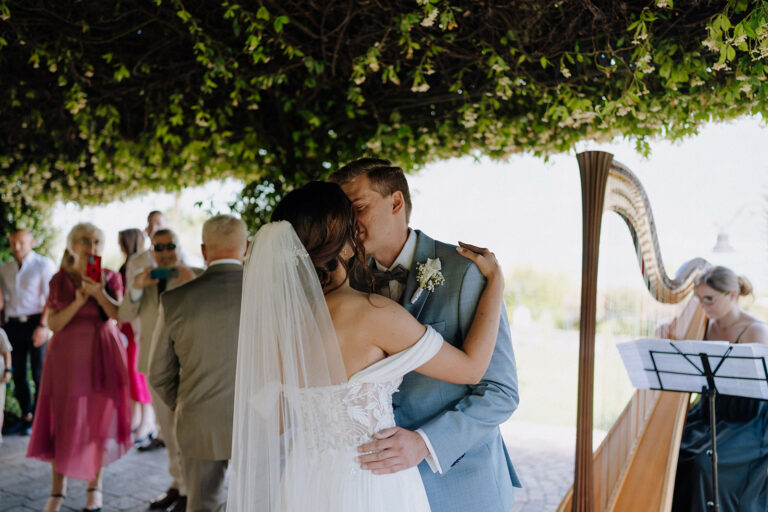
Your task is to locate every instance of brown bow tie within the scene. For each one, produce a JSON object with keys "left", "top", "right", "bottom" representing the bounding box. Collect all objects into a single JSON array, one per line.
[{"left": 372, "top": 265, "right": 409, "bottom": 291}]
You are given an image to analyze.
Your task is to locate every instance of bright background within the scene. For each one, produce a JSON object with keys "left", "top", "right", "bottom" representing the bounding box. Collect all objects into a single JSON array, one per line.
[{"left": 46, "top": 116, "right": 768, "bottom": 430}]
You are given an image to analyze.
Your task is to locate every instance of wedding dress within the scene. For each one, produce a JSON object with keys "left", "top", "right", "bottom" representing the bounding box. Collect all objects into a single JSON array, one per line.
[{"left": 227, "top": 221, "right": 437, "bottom": 512}]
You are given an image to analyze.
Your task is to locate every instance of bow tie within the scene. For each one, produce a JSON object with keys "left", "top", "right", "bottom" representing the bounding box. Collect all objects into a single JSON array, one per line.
[{"left": 372, "top": 265, "right": 409, "bottom": 290}]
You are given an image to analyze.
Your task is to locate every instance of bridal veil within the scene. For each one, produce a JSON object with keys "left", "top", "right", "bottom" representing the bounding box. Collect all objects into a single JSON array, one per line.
[{"left": 227, "top": 221, "right": 348, "bottom": 511}]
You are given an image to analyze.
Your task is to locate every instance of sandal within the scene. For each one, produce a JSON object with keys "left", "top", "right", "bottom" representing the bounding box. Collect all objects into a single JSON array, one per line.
[
  {"left": 83, "top": 488, "right": 102, "bottom": 512},
  {"left": 43, "top": 493, "right": 65, "bottom": 512}
]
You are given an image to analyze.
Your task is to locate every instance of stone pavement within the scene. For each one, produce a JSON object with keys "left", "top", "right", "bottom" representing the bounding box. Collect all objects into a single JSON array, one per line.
[{"left": 0, "top": 421, "right": 577, "bottom": 511}]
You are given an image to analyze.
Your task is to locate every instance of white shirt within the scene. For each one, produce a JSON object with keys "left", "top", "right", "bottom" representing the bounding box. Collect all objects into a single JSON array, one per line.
[
  {"left": 374, "top": 229, "right": 418, "bottom": 303},
  {"left": 374, "top": 230, "right": 443, "bottom": 474},
  {"left": 207, "top": 259, "right": 243, "bottom": 267},
  {"left": 0, "top": 250, "right": 56, "bottom": 317}
]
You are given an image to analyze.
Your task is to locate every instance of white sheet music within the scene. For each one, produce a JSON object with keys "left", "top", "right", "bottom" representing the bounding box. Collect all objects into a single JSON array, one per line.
[{"left": 617, "top": 338, "right": 768, "bottom": 399}]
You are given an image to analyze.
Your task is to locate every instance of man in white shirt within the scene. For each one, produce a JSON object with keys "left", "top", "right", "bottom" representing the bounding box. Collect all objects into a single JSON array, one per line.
[{"left": 0, "top": 228, "right": 56, "bottom": 432}]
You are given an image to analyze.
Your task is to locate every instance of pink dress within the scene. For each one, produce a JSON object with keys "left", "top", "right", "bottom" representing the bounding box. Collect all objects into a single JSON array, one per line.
[
  {"left": 120, "top": 322, "right": 152, "bottom": 404},
  {"left": 27, "top": 269, "right": 132, "bottom": 481}
]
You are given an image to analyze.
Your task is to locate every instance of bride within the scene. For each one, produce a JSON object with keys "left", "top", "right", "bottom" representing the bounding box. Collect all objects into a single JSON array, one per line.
[{"left": 226, "top": 181, "right": 505, "bottom": 511}]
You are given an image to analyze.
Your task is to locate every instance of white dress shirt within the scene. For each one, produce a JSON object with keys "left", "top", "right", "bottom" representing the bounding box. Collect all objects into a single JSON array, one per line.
[
  {"left": 0, "top": 250, "right": 56, "bottom": 317},
  {"left": 374, "top": 229, "right": 418, "bottom": 303},
  {"left": 373, "top": 229, "right": 444, "bottom": 474}
]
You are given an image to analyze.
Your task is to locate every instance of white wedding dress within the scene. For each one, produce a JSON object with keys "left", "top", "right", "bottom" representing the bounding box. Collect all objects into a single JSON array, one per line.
[
  {"left": 227, "top": 221, "right": 440, "bottom": 512},
  {"left": 281, "top": 326, "right": 441, "bottom": 512}
]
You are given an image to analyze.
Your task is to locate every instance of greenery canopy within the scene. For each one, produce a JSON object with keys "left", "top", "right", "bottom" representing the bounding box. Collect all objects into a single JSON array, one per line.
[{"left": 2, "top": 0, "right": 768, "bottom": 224}]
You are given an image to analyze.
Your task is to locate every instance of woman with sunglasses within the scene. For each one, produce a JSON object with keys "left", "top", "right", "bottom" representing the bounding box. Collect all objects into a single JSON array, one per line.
[{"left": 673, "top": 266, "right": 768, "bottom": 512}]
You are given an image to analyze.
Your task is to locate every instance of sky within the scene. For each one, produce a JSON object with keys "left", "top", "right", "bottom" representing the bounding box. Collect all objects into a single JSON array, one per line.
[{"left": 49, "top": 115, "right": 768, "bottom": 293}]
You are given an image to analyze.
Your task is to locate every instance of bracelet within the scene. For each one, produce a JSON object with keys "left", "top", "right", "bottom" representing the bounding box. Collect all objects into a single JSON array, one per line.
[
  {"left": 3, "top": 368, "right": 11, "bottom": 373},
  {"left": 38, "top": 323, "right": 48, "bottom": 329}
]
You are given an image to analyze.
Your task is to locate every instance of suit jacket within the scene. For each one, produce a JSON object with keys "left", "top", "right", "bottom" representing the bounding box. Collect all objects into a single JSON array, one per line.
[
  {"left": 117, "top": 266, "right": 203, "bottom": 374},
  {"left": 356, "top": 230, "right": 521, "bottom": 512},
  {"left": 149, "top": 263, "right": 243, "bottom": 461}
]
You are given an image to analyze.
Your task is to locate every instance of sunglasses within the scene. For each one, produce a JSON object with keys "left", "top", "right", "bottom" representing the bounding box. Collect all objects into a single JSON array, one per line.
[{"left": 153, "top": 243, "right": 177, "bottom": 252}]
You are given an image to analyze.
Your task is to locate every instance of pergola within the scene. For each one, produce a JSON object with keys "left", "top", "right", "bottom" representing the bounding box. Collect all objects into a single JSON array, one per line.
[{"left": 2, "top": 4, "right": 768, "bottom": 509}]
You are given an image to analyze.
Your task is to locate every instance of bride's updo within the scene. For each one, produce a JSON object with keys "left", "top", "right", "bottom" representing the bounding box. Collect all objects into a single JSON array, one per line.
[{"left": 272, "top": 181, "right": 369, "bottom": 291}]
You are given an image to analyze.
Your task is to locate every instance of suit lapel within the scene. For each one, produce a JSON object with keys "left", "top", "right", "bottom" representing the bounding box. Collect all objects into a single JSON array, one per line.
[{"left": 401, "top": 230, "right": 435, "bottom": 319}]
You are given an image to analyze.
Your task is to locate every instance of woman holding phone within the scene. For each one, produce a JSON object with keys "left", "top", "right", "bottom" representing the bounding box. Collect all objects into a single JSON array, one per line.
[{"left": 27, "top": 223, "right": 132, "bottom": 512}]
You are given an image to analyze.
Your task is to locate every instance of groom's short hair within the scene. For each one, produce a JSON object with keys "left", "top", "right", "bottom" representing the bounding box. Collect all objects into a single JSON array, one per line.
[{"left": 328, "top": 158, "right": 412, "bottom": 223}]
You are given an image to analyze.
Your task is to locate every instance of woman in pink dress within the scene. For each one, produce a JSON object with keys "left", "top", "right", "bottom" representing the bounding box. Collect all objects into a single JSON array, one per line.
[
  {"left": 117, "top": 228, "right": 154, "bottom": 441},
  {"left": 27, "top": 223, "right": 132, "bottom": 512}
]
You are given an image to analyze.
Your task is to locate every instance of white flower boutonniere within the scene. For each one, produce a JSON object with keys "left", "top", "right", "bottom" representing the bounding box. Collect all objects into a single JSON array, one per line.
[{"left": 410, "top": 257, "right": 445, "bottom": 304}]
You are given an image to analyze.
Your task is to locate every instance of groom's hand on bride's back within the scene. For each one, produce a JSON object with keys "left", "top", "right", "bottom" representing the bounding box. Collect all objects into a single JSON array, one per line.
[{"left": 357, "top": 427, "right": 429, "bottom": 474}]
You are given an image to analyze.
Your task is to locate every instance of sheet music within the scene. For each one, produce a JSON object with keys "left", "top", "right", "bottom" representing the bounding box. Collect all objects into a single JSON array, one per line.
[{"left": 617, "top": 338, "right": 768, "bottom": 399}]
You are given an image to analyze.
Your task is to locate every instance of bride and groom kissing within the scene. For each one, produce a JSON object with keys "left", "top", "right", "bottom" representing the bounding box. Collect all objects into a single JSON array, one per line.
[{"left": 227, "top": 158, "right": 521, "bottom": 512}]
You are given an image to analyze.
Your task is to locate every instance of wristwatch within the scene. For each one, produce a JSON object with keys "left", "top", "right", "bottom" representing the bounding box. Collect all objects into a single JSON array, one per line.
[{"left": 3, "top": 368, "right": 11, "bottom": 374}]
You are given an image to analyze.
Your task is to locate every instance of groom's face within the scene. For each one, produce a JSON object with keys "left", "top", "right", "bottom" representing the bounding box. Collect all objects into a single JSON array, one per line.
[{"left": 341, "top": 174, "right": 401, "bottom": 259}]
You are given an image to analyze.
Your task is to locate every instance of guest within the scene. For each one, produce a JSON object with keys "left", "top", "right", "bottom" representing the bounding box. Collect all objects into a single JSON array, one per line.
[
  {"left": 117, "top": 228, "right": 155, "bottom": 442},
  {"left": 673, "top": 266, "right": 768, "bottom": 512},
  {"left": 150, "top": 214, "right": 247, "bottom": 512},
  {"left": 118, "top": 228, "right": 200, "bottom": 512},
  {"left": 0, "top": 228, "right": 56, "bottom": 434},
  {"left": 27, "top": 223, "right": 132, "bottom": 512},
  {"left": 125, "top": 210, "right": 195, "bottom": 291},
  {"left": 0, "top": 326, "right": 12, "bottom": 444}
]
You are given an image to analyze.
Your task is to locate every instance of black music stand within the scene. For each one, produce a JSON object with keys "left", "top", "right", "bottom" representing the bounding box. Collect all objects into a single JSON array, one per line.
[{"left": 618, "top": 339, "right": 768, "bottom": 512}]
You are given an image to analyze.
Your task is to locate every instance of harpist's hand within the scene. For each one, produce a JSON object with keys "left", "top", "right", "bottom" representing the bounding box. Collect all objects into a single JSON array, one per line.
[{"left": 357, "top": 427, "right": 429, "bottom": 474}]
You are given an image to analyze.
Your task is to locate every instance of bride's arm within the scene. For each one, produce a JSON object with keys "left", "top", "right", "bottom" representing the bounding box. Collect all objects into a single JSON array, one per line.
[{"left": 370, "top": 244, "right": 504, "bottom": 385}]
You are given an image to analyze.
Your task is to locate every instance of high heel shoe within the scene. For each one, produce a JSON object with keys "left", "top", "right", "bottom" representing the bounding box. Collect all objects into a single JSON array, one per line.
[
  {"left": 43, "top": 493, "right": 65, "bottom": 512},
  {"left": 83, "top": 488, "right": 102, "bottom": 512}
]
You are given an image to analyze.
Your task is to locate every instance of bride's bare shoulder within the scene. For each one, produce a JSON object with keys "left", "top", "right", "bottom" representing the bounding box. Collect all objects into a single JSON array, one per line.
[{"left": 327, "top": 288, "right": 400, "bottom": 320}]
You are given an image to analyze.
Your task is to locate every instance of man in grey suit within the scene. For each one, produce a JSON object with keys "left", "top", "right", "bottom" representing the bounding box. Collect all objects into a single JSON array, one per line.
[
  {"left": 331, "top": 159, "right": 521, "bottom": 512},
  {"left": 150, "top": 214, "right": 247, "bottom": 512},
  {"left": 118, "top": 228, "right": 200, "bottom": 511}
]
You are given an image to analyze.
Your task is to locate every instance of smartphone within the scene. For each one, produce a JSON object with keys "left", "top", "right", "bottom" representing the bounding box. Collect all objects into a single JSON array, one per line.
[
  {"left": 85, "top": 255, "right": 102, "bottom": 282},
  {"left": 150, "top": 267, "right": 180, "bottom": 280}
]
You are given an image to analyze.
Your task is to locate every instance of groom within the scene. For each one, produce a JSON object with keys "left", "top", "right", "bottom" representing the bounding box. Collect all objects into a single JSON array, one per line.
[{"left": 330, "top": 159, "right": 521, "bottom": 512}]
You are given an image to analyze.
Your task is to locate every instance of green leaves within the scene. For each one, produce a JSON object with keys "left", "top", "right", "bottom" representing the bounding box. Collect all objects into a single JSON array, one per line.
[{"left": 2, "top": 0, "right": 768, "bottom": 228}]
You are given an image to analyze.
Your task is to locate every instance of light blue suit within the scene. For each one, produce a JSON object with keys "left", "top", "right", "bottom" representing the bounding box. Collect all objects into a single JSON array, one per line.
[{"left": 362, "top": 230, "right": 521, "bottom": 512}]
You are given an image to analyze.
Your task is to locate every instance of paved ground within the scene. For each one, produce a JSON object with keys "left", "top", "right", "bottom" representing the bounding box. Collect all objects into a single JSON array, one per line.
[{"left": 0, "top": 421, "right": 576, "bottom": 511}]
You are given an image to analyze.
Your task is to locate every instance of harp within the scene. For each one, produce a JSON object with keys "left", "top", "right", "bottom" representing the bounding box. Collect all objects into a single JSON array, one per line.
[{"left": 557, "top": 151, "right": 710, "bottom": 512}]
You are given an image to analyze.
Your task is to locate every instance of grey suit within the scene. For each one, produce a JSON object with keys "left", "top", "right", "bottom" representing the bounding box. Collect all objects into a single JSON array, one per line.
[
  {"left": 149, "top": 262, "right": 243, "bottom": 512},
  {"left": 356, "top": 230, "right": 520, "bottom": 512},
  {"left": 118, "top": 268, "right": 202, "bottom": 496}
]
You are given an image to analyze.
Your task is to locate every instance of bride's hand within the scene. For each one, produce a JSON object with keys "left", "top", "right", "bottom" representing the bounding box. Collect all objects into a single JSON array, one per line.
[{"left": 457, "top": 242, "right": 503, "bottom": 283}]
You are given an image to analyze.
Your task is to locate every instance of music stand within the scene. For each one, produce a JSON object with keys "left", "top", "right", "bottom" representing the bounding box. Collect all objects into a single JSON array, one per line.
[{"left": 617, "top": 338, "right": 768, "bottom": 512}]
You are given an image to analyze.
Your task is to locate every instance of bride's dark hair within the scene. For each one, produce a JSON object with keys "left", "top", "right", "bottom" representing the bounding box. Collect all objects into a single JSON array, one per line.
[{"left": 271, "top": 181, "right": 372, "bottom": 293}]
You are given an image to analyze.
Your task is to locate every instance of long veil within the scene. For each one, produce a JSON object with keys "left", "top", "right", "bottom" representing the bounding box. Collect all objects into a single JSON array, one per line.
[{"left": 226, "top": 221, "right": 348, "bottom": 511}]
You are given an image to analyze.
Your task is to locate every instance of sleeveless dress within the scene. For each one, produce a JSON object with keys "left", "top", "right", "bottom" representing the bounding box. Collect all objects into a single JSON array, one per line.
[
  {"left": 673, "top": 322, "right": 768, "bottom": 512},
  {"left": 27, "top": 269, "right": 132, "bottom": 481},
  {"left": 279, "top": 326, "right": 442, "bottom": 512}
]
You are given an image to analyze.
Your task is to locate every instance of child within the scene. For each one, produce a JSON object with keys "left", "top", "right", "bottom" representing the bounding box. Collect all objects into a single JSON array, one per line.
[{"left": 0, "top": 327, "right": 12, "bottom": 444}]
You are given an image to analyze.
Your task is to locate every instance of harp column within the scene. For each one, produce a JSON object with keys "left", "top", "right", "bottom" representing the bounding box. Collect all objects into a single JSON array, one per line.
[{"left": 573, "top": 150, "right": 614, "bottom": 512}]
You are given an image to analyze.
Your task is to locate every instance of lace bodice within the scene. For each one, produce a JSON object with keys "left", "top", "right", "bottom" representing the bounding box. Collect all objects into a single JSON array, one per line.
[{"left": 285, "top": 326, "right": 442, "bottom": 454}]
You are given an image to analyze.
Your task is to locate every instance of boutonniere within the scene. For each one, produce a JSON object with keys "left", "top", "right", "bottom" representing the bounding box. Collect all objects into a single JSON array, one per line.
[{"left": 410, "top": 257, "right": 445, "bottom": 304}]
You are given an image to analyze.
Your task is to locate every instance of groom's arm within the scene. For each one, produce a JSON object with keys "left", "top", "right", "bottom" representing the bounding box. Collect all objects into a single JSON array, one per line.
[
  {"left": 358, "top": 263, "right": 518, "bottom": 475},
  {"left": 418, "top": 263, "right": 518, "bottom": 473}
]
